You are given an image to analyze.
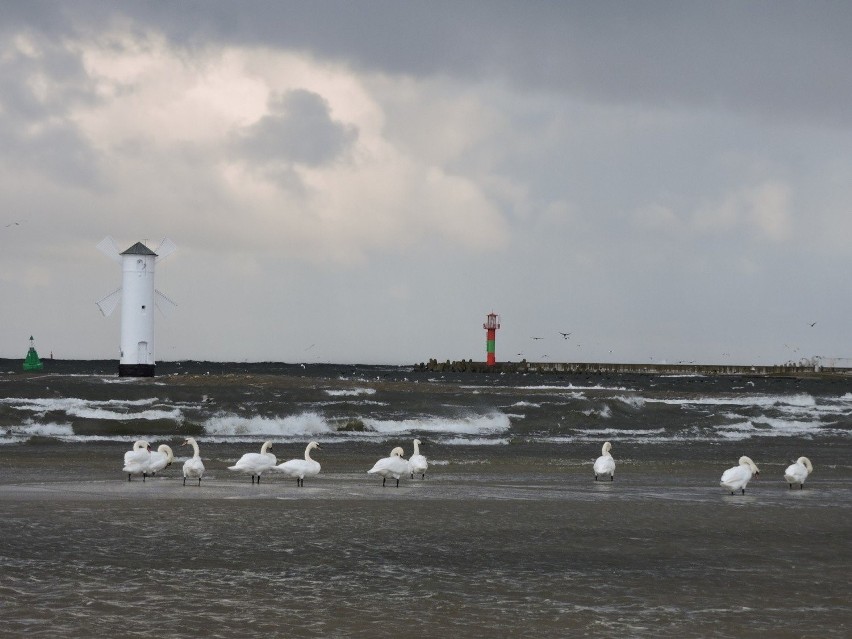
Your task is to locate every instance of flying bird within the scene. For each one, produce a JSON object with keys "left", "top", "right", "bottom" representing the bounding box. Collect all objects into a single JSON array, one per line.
[
  {"left": 531, "top": 336, "right": 544, "bottom": 340},
  {"left": 809, "top": 322, "right": 817, "bottom": 327},
  {"left": 559, "top": 332, "right": 571, "bottom": 339}
]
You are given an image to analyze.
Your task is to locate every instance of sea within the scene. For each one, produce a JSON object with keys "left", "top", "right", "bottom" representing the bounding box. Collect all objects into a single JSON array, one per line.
[{"left": 0, "top": 360, "right": 850, "bottom": 638}]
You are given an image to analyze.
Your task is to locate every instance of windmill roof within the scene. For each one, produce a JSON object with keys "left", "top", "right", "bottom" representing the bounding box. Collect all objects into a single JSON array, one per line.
[{"left": 121, "top": 242, "right": 157, "bottom": 256}]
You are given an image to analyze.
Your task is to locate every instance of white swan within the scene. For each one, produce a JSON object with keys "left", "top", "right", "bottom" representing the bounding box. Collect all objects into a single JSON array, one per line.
[
  {"left": 181, "top": 437, "right": 205, "bottom": 486},
  {"left": 274, "top": 441, "right": 322, "bottom": 487},
  {"left": 720, "top": 455, "right": 760, "bottom": 495},
  {"left": 408, "top": 438, "right": 428, "bottom": 479},
  {"left": 228, "top": 440, "right": 277, "bottom": 484},
  {"left": 593, "top": 441, "right": 615, "bottom": 481},
  {"left": 122, "top": 440, "right": 151, "bottom": 482},
  {"left": 784, "top": 456, "right": 813, "bottom": 489},
  {"left": 368, "top": 446, "right": 408, "bottom": 487},
  {"left": 147, "top": 444, "right": 174, "bottom": 476}
]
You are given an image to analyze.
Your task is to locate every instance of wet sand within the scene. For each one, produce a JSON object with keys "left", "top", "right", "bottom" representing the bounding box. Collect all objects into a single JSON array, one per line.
[{"left": 1, "top": 443, "right": 850, "bottom": 638}]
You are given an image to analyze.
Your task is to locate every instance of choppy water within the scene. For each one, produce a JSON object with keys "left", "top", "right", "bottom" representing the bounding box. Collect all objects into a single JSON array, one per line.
[{"left": 0, "top": 361, "right": 850, "bottom": 637}]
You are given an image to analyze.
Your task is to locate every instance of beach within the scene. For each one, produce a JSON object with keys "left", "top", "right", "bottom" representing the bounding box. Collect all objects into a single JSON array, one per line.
[{"left": 0, "top": 364, "right": 850, "bottom": 637}]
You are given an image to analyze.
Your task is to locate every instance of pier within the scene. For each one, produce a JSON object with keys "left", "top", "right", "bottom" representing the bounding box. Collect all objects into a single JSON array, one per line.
[{"left": 415, "top": 358, "right": 852, "bottom": 376}]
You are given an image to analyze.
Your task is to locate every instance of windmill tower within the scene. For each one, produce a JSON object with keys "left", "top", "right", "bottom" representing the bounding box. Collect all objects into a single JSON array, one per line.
[{"left": 97, "top": 237, "right": 177, "bottom": 377}]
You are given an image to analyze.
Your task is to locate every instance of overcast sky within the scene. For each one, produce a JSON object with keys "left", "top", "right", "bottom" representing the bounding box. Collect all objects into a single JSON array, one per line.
[{"left": 2, "top": 1, "right": 850, "bottom": 366}]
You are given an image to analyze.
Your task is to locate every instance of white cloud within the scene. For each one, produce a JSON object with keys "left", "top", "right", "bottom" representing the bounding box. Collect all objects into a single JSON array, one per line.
[
  {"left": 63, "top": 31, "right": 508, "bottom": 264},
  {"left": 689, "top": 181, "right": 792, "bottom": 242}
]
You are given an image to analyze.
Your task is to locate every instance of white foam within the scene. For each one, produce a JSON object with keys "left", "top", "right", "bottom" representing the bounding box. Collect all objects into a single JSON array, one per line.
[
  {"left": 6, "top": 422, "right": 75, "bottom": 437},
  {"left": 0, "top": 396, "right": 180, "bottom": 421},
  {"left": 441, "top": 437, "right": 509, "bottom": 446},
  {"left": 511, "top": 401, "right": 541, "bottom": 408},
  {"left": 203, "top": 411, "right": 335, "bottom": 437},
  {"left": 324, "top": 388, "right": 377, "bottom": 397},
  {"left": 616, "top": 395, "right": 646, "bottom": 409},
  {"left": 573, "top": 428, "right": 666, "bottom": 436},
  {"left": 583, "top": 404, "right": 612, "bottom": 419},
  {"left": 521, "top": 384, "right": 633, "bottom": 392},
  {"left": 647, "top": 393, "right": 817, "bottom": 409},
  {"left": 362, "top": 413, "right": 511, "bottom": 436}
]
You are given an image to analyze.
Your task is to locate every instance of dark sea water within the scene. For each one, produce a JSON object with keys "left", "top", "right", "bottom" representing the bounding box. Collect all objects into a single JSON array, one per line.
[{"left": 0, "top": 360, "right": 850, "bottom": 637}]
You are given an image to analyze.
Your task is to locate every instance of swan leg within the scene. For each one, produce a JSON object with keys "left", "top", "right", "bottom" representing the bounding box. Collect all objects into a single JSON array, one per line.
[
  {"left": 183, "top": 476, "right": 187, "bottom": 486},
  {"left": 594, "top": 475, "right": 598, "bottom": 481},
  {"left": 382, "top": 477, "right": 386, "bottom": 487},
  {"left": 800, "top": 483, "right": 804, "bottom": 490},
  {"left": 422, "top": 473, "right": 425, "bottom": 479},
  {"left": 143, "top": 473, "right": 147, "bottom": 482},
  {"left": 127, "top": 474, "right": 132, "bottom": 482},
  {"left": 395, "top": 478, "right": 400, "bottom": 488},
  {"left": 198, "top": 477, "right": 202, "bottom": 486},
  {"left": 610, "top": 474, "right": 614, "bottom": 482},
  {"left": 789, "top": 483, "right": 793, "bottom": 489},
  {"left": 741, "top": 488, "right": 745, "bottom": 495},
  {"left": 410, "top": 472, "right": 414, "bottom": 479}
]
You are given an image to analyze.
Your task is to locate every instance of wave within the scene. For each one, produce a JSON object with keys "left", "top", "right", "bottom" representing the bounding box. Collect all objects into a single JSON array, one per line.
[
  {"left": 362, "top": 413, "right": 511, "bottom": 436},
  {"left": 520, "top": 384, "right": 633, "bottom": 392},
  {"left": 583, "top": 405, "right": 612, "bottom": 419},
  {"left": 441, "top": 437, "right": 509, "bottom": 446},
  {"left": 647, "top": 393, "right": 818, "bottom": 409},
  {"left": 324, "top": 388, "right": 377, "bottom": 397},
  {"left": 1, "top": 397, "right": 181, "bottom": 421},
  {"left": 615, "top": 395, "right": 646, "bottom": 409},
  {"left": 203, "top": 411, "right": 335, "bottom": 438}
]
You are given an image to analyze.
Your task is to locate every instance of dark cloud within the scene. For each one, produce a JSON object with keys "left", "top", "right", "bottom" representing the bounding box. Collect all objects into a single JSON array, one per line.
[
  {"left": 236, "top": 89, "right": 358, "bottom": 169},
  {"left": 0, "top": 31, "right": 101, "bottom": 186},
  {"left": 12, "top": 1, "right": 848, "bottom": 126}
]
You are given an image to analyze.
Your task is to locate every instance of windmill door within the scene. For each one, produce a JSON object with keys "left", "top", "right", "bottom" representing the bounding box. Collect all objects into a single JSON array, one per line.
[{"left": 137, "top": 341, "right": 148, "bottom": 364}]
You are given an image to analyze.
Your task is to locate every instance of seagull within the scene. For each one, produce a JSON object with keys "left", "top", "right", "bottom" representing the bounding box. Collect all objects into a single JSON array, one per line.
[
  {"left": 531, "top": 336, "right": 544, "bottom": 340},
  {"left": 559, "top": 332, "right": 571, "bottom": 339},
  {"left": 809, "top": 322, "right": 817, "bottom": 327}
]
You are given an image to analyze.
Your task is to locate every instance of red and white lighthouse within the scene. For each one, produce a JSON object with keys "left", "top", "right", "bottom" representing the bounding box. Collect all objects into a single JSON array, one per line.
[{"left": 483, "top": 312, "right": 500, "bottom": 366}]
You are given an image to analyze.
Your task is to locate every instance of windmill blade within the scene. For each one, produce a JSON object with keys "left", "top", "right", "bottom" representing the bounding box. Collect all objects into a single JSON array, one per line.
[
  {"left": 97, "top": 236, "right": 122, "bottom": 263},
  {"left": 96, "top": 288, "right": 122, "bottom": 317},
  {"left": 155, "top": 237, "right": 177, "bottom": 262},
  {"left": 155, "top": 289, "right": 178, "bottom": 316}
]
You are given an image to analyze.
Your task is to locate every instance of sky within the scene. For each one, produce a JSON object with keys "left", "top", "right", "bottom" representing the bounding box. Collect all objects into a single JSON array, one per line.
[{"left": 1, "top": 1, "right": 851, "bottom": 366}]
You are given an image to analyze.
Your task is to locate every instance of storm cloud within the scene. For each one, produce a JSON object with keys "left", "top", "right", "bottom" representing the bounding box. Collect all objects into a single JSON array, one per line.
[{"left": 1, "top": 1, "right": 850, "bottom": 366}]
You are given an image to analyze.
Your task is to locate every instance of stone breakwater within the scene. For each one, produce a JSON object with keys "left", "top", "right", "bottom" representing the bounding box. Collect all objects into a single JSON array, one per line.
[{"left": 415, "top": 357, "right": 852, "bottom": 376}]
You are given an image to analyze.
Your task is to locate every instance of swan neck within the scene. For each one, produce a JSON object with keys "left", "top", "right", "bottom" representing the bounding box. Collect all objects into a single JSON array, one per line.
[
  {"left": 413, "top": 441, "right": 420, "bottom": 455},
  {"left": 191, "top": 441, "right": 200, "bottom": 458},
  {"left": 304, "top": 445, "right": 313, "bottom": 461}
]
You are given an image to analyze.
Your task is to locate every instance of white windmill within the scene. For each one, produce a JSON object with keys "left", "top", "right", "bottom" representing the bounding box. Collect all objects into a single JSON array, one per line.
[{"left": 96, "top": 237, "right": 177, "bottom": 377}]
